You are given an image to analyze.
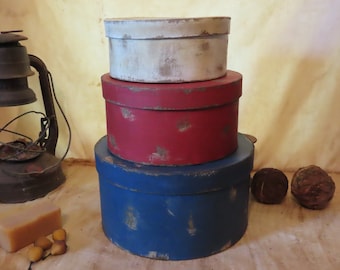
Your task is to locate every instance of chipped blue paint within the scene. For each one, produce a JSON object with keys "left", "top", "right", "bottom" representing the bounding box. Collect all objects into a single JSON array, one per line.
[{"left": 95, "top": 133, "right": 254, "bottom": 260}]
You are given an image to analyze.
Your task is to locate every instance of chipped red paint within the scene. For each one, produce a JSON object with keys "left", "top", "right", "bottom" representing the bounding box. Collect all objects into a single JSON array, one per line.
[
  {"left": 101, "top": 71, "right": 242, "bottom": 165},
  {"left": 102, "top": 70, "right": 242, "bottom": 110}
]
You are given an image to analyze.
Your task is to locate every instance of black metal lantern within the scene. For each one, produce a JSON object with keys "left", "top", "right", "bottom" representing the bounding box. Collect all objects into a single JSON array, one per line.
[{"left": 0, "top": 31, "right": 69, "bottom": 203}]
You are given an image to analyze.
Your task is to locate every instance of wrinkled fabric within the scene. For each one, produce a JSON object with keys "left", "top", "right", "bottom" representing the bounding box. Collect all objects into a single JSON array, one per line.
[{"left": 0, "top": 0, "right": 339, "bottom": 172}]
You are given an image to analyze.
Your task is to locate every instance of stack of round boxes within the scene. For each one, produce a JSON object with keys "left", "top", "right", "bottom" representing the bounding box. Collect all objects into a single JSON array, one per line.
[{"left": 95, "top": 17, "right": 254, "bottom": 260}]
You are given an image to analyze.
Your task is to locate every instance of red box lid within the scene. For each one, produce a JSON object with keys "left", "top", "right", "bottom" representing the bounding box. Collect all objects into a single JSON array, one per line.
[{"left": 102, "top": 70, "right": 242, "bottom": 110}]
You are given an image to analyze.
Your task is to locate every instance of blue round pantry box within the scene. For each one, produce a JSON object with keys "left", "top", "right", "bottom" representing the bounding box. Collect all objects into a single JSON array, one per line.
[{"left": 95, "top": 134, "right": 254, "bottom": 260}]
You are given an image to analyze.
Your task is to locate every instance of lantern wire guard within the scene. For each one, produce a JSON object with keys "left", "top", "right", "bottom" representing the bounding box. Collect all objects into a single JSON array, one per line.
[{"left": 0, "top": 31, "right": 71, "bottom": 203}]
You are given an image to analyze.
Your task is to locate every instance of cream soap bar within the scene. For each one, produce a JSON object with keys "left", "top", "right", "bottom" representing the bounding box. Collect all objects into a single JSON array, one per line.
[{"left": 0, "top": 202, "right": 62, "bottom": 252}]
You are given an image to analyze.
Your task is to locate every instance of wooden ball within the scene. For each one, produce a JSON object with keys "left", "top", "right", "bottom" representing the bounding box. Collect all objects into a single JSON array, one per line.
[{"left": 251, "top": 168, "right": 288, "bottom": 204}]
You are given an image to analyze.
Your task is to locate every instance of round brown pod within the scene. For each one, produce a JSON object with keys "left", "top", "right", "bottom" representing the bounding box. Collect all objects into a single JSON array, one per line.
[
  {"left": 251, "top": 168, "right": 288, "bottom": 204},
  {"left": 291, "top": 165, "right": 335, "bottom": 210}
]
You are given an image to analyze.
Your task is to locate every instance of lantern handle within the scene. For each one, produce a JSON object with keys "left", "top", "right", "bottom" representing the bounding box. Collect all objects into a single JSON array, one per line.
[{"left": 29, "top": 54, "right": 58, "bottom": 154}]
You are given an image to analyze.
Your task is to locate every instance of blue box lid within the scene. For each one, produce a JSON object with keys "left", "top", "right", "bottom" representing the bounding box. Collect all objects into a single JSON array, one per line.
[{"left": 95, "top": 133, "right": 254, "bottom": 195}]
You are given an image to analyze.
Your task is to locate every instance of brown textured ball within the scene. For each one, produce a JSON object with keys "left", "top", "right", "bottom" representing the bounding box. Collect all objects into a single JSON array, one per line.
[
  {"left": 251, "top": 168, "right": 288, "bottom": 204},
  {"left": 291, "top": 165, "right": 335, "bottom": 210}
]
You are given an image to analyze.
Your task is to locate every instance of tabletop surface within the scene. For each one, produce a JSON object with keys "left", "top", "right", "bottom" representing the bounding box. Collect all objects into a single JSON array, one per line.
[{"left": 0, "top": 161, "right": 339, "bottom": 270}]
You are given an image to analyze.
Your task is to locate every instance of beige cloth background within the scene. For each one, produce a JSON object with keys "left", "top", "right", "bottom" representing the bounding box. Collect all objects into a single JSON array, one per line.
[{"left": 0, "top": 0, "right": 339, "bottom": 172}]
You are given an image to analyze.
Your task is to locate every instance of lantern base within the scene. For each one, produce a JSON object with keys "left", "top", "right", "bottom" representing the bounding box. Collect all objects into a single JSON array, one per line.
[{"left": 0, "top": 152, "right": 65, "bottom": 203}]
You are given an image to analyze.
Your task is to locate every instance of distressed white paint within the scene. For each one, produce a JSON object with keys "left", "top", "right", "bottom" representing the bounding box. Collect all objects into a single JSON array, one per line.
[{"left": 105, "top": 17, "right": 229, "bottom": 82}]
